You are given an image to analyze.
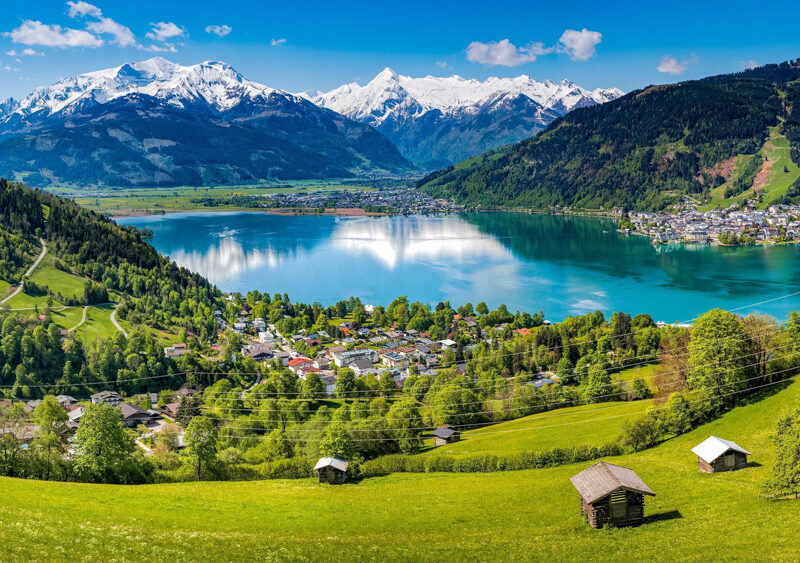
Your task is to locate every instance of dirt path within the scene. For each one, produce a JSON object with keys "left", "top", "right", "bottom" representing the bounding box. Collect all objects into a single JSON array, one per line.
[
  {"left": 67, "top": 306, "right": 88, "bottom": 332},
  {"left": 1, "top": 238, "right": 47, "bottom": 305},
  {"left": 110, "top": 306, "right": 128, "bottom": 337}
]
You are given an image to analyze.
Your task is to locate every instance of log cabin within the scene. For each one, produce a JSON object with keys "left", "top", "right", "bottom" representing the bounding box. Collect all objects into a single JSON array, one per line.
[
  {"left": 432, "top": 425, "right": 461, "bottom": 446},
  {"left": 570, "top": 461, "right": 656, "bottom": 529},
  {"left": 314, "top": 457, "right": 349, "bottom": 484},
  {"left": 691, "top": 436, "right": 751, "bottom": 473}
]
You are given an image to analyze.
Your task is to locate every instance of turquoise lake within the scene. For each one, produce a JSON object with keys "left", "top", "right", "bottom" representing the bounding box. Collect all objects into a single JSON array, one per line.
[{"left": 117, "top": 212, "right": 800, "bottom": 322}]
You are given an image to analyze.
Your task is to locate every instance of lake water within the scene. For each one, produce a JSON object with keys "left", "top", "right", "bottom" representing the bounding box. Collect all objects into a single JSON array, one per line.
[{"left": 117, "top": 212, "right": 800, "bottom": 322}]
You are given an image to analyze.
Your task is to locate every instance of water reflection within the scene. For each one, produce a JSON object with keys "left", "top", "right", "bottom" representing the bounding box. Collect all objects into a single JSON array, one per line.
[
  {"left": 117, "top": 211, "right": 800, "bottom": 320},
  {"left": 329, "top": 215, "right": 512, "bottom": 269}
]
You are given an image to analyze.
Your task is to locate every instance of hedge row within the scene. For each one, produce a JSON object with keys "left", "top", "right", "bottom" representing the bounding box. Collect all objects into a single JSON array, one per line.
[
  {"left": 361, "top": 443, "right": 623, "bottom": 476},
  {"left": 154, "top": 457, "right": 315, "bottom": 483}
]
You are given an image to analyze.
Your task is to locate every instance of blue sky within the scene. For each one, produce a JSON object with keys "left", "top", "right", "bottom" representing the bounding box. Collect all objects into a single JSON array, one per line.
[{"left": 1, "top": 0, "right": 799, "bottom": 100}]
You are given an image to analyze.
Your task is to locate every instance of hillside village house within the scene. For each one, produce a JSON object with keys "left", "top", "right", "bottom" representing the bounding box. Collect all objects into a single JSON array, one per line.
[
  {"left": 91, "top": 391, "right": 123, "bottom": 405},
  {"left": 379, "top": 351, "right": 409, "bottom": 369},
  {"left": 119, "top": 402, "right": 157, "bottom": 428},
  {"left": 691, "top": 436, "right": 751, "bottom": 473},
  {"left": 570, "top": 462, "right": 656, "bottom": 529},
  {"left": 333, "top": 348, "right": 378, "bottom": 368}
]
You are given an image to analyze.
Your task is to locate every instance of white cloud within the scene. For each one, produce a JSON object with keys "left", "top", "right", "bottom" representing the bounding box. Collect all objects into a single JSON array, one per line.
[
  {"left": 557, "top": 28, "right": 602, "bottom": 61},
  {"left": 466, "top": 39, "right": 551, "bottom": 67},
  {"left": 87, "top": 17, "right": 136, "bottom": 47},
  {"left": 6, "top": 48, "right": 44, "bottom": 56},
  {"left": 145, "top": 43, "right": 177, "bottom": 53},
  {"left": 205, "top": 24, "right": 232, "bottom": 37},
  {"left": 147, "top": 22, "right": 185, "bottom": 42},
  {"left": 66, "top": 1, "right": 102, "bottom": 18},
  {"left": 6, "top": 20, "right": 103, "bottom": 48},
  {"left": 740, "top": 59, "right": 759, "bottom": 70},
  {"left": 270, "top": 38, "right": 286, "bottom": 46},
  {"left": 436, "top": 61, "right": 449, "bottom": 69},
  {"left": 657, "top": 55, "right": 689, "bottom": 75}
]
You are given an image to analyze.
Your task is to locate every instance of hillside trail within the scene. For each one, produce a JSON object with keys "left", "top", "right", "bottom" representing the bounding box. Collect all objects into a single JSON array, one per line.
[{"left": 0, "top": 238, "right": 47, "bottom": 305}]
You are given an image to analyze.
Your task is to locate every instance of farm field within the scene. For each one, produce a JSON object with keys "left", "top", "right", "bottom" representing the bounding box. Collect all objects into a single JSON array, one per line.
[
  {"left": 2, "top": 379, "right": 797, "bottom": 561},
  {"left": 66, "top": 183, "right": 378, "bottom": 216},
  {"left": 421, "top": 399, "right": 653, "bottom": 455}
]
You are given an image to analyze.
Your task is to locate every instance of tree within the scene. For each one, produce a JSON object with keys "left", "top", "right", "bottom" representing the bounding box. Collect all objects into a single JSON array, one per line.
[
  {"left": 262, "top": 429, "right": 294, "bottom": 461},
  {"left": 688, "top": 309, "right": 749, "bottom": 402},
  {"left": 73, "top": 403, "right": 137, "bottom": 483},
  {"left": 583, "top": 366, "right": 617, "bottom": 403},
  {"left": 762, "top": 405, "right": 800, "bottom": 495},
  {"left": 302, "top": 372, "right": 326, "bottom": 400},
  {"left": 32, "top": 395, "right": 68, "bottom": 436},
  {"left": 319, "top": 424, "right": 353, "bottom": 459},
  {"left": 335, "top": 368, "right": 356, "bottom": 399},
  {"left": 185, "top": 416, "right": 218, "bottom": 480}
]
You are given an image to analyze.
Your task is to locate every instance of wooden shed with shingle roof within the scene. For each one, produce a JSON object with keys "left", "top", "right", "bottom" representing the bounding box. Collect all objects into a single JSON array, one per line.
[{"left": 570, "top": 461, "right": 655, "bottom": 529}]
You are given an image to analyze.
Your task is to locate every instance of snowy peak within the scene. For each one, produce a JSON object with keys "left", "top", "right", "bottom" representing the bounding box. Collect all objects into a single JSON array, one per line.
[
  {"left": 6, "top": 57, "right": 285, "bottom": 120},
  {"left": 302, "top": 69, "right": 623, "bottom": 126}
]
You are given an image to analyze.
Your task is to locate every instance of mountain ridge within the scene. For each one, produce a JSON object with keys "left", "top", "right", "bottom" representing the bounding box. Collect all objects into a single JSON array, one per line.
[
  {"left": 419, "top": 60, "right": 800, "bottom": 211},
  {"left": 0, "top": 58, "right": 413, "bottom": 187},
  {"left": 301, "top": 68, "right": 623, "bottom": 168}
]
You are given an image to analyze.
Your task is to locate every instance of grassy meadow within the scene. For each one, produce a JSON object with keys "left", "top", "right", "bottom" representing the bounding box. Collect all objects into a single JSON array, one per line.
[
  {"left": 421, "top": 399, "right": 653, "bottom": 455},
  {"left": 65, "top": 183, "right": 378, "bottom": 216},
  {"left": 1, "top": 379, "right": 798, "bottom": 561}
]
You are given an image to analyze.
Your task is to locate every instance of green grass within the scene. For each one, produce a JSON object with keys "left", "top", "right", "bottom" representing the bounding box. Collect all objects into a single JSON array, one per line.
[
  {"left": 75, "top": 305, "right": 120, "bottom": 343},
  {"left": 28, "top": 255, "right": 86, "bottom": 300},
  {"left": 613, "top": 363, "right": 658, "bottom": 390},
  {"left": 0, "top": 279, "right": 10, "bottom": 298},
  {"left": 704, "top": 127, "right": 800, "bottom": 210},
  {"left": 50, "top": 306, "right": 84, "bottom": 330},
  {"left": 422, "top": 399, "right": 653, "bottom": 456},
  {"left": 3, "top": 291, "right": 61, "bottom": 310},
  {"left": 64, "top": 183, "right": 379, "bottom": 216},
  {"left": 1, "top": 379, "right": 798, "bottom": 560}
]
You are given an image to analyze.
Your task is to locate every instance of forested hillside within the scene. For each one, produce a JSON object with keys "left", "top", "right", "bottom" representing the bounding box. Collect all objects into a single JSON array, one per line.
[{"left": 420, "top": 61, "right": 800, "bottom": 210}]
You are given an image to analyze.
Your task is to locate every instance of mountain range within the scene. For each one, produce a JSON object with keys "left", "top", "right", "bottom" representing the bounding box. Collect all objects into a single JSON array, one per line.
[
  {"left": 0, "top": 58, "right": 412, "bottom": 187},
  {"left": 420, "top": 61, "right": 800, "bottom": 211},
  {"left": 302, "top": 68, "right": 623, "bottom": 168},
  {"left": 0, "top": 58, "right": 622, "bottom": 187}
]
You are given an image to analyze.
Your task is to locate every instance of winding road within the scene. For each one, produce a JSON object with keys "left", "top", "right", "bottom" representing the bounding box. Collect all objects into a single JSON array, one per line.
[
  {"left": 67, "top": 306, "right": 88, "bottom": 333},
  {"left": 110, "top": 306, "right": 127, "bottom": 337},
  {"left": 1, "top": 238, "right": 47, "bottom": 305}
]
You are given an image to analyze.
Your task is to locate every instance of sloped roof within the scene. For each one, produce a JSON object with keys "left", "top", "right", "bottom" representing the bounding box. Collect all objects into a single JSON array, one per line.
[
  {"left": 691, "top": 436, "right": 751, "bottom": 464},
  {"left": 432, "top": 426, "right": 458, "bottom": 439},
  {"left": 314, "top": 457, "right": 350, "bottom": 472},
  {"left": 119, "top": 402, "right": 149, "bottom": 419},
  {"left": 570, "top": 462, "right": 655, "bottom": 504}
]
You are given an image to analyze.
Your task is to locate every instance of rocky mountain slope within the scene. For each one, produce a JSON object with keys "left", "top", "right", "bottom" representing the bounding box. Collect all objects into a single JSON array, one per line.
[
  {"left": 0, "top": 58, "right": 413, "bottom": 187},
  {"left": 302, "top": 68, "right": 622, "bottom": 168}
]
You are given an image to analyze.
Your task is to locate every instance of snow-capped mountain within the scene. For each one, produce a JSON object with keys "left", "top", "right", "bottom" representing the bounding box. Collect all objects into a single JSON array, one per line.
[
  {"left": 0, "top": 58, "right": 412, "bottom": 187},
  {"left": 302, "top": 68, "right": 624, "bottom": 168}
]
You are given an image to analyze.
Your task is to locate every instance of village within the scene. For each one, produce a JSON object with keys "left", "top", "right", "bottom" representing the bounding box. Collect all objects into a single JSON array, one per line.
[
  {"left": 193, "top": 186, "right": 466, "bottom": 215},
  {"left": 624, "top": 202, "right": 800, "bottom": 245}
]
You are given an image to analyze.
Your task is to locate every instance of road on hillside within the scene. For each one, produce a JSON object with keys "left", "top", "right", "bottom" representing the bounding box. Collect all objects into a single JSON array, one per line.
[
  {"left": 67, "top": 306, "right": 88, "bottom": 333},
  {"left": 1, "top": 238, "right": 47, "bottom": 305},
  {"left": 109, "top": 306, "right": 128, "bottom": 337}
]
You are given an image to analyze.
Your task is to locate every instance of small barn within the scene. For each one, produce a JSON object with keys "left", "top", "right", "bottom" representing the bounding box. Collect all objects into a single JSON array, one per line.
[
  {"left": 314, "top": 457, "right": 349, "bottom": 484},
  {"left": 691, "top": 436, "right": 751, "bottom": 473},
  {"left": 432, "top": 425, "right": 461, "bottom": 446},
  {"left": 570, "top": 461, "right": 656, "bottom": 529}
]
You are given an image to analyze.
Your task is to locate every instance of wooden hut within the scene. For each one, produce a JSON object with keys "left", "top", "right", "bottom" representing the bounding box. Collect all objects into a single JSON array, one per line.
[
  {"left": 570, "top": 461, "right": 656, "bottom": 529},
  {"left": 432, "top": 425, "right": 461, "bottom": 446},
  {"left": 314, "top": 457, "right": 349, "bottom": 484},
  {"left": 691, "top": 436, "right": 751, "bottom": 473}
]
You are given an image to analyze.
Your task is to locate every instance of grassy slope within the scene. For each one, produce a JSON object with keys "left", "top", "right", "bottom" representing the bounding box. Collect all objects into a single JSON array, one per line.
[
  {"left": 0, "top": 279, "right": 10, "bottom": 298},
  {"left": 705, "top": 126, "right": 800, "bottom": 209},
  {"left": 50, "top": 306, "right": 83, "bottom": 330},
  {"left": 422, "top": 399, "right": 653, "bottom": 456},
  {"left": 75, "top": 304, "right": 120, "bottom": 343},
  {"left": 2, "top": 380, "right": 798, "bottom": 561},
  {"left": 613, "top": 363, "right": 658, "bottom": 391},
  {"left": 27, "top": 255, "right": 85, "bottom": 300}
]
